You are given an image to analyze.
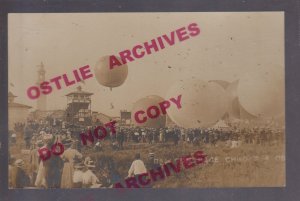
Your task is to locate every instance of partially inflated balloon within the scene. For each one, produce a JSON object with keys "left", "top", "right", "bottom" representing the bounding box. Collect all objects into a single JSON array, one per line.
[
  {"left": 210, "top": 80, "right": 239, "bottom": 119},
  {"left": 166, "top": 79, "right": 230, "bottom": 128},
  {"left": 94, "top": 56, "right": 128, "bottom": 88},
  {"left": 210, "top": 80, "right": 256, "bottom": 119},
  {"left": 131, "top": 95, "right": 166, "bottom": 128},
  {"left": 225, "top": 80, "right": 239, "bottom": 102},
  {"left": 237, "top": 70, "right": 284, "bottom": 117}
]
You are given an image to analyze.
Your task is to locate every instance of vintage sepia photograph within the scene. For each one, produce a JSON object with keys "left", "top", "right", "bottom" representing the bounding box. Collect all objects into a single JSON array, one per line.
[{"left": 8, "top": 12, "right": 285, "bottom": 189}]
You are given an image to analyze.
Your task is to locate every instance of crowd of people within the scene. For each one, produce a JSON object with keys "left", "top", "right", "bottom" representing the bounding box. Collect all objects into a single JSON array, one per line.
[
  {"left": 9, "top": 135, "right": 122, "bottom": 189},
  {"left": 113, "top": 126, "right": 284, "bottom": 147},
  {"left": 8, "top": 120, "right": 284, "bottom": 189}
]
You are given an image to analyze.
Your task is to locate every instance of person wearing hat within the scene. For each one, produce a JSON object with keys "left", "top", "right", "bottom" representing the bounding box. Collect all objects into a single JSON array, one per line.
[
  {"left": 94, "top": 141, "right": 103, "bottom": 152},
  {"left": 72, "top": 157, "right": 84, "bottom": 188},
  {"left": 141, "top": 129, "right": 146, "bottom": 143},
  {"left": 28, "top": 139, "right": 41, "bottom": 186},
  {"left": 145, "top": 152, "right": 161, "bottom": 188},
  {"left": 159, "top": 129, "right": 165, "bottom": 143},
  {"left": 44, "top": 141, "right": 64, "bottom": 188},
  {"left": 82, "top": 159, "right": 100, "bottom": 188},
  {"left": 147, "top": 129, "right": 153, "bottom": 144},
  {"left": 10, "top": 133, "right": 17, "bottom": 144},
  {"left": 111, "top": 141, "right": 119, "bottom": 150},
  {"left": 83, "top": 156, "right": 92, "bottom": 166},
  {"left": 35, "top": 141, "right": 48, "bottom": 188},
  {"left": 106, "top": 159, "right": 122, "bottom": 188},
  {"left": 60, "top": 138, "right": 82, "bottom": 188},
  {"left": 24, "top": 123, "right": 33, "bottom": 149},
  {"left": 15, "top": 159, "right": 30, "bottom": 188},
  {"left": 9, "top": 155, "right": 17, "bottom": 188},
  {"left": 146, "top": 152, "right": 160, "bottom": 172},
  {"left": 116, "top": 128, "right": 125, "bottom": 149}
]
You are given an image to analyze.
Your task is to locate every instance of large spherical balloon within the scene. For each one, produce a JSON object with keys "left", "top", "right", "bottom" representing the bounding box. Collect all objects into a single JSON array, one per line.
[
  {"left": 94, "top": 56, "right": 128, "bottom": 88},
  {"left": 237, "top": 70, "right": 284, "bottom": 117},
  {"left": 166, "top": 79, "right": 230, "bottom": 128},
  {"left": 131, "top": 95, "right": 166, "bottom": 128}
]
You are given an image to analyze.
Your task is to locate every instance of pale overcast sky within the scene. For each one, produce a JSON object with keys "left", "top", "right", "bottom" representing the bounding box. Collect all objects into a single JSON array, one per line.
[{"left": 8, "top": 12, "right": 284, "bottom": 117}]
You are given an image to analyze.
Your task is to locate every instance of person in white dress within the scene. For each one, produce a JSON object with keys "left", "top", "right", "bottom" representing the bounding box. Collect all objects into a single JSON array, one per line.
[
  {"left": 60, "top": 139, "right": 82, "bottom": 188},
  {"left": 72, "top": 158, "right": 84, "bottom": 188},
  {"left": 34, "top": 141, "right": 48, "bottom": 188}
]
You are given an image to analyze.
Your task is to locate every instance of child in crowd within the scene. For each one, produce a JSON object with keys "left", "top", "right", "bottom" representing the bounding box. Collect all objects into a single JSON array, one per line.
[
  {"left": 73, "top": 157, "right": 84, "bottom": 188},
  {"left": 82, "top": 158, "right": 101, "bottom": 188}
]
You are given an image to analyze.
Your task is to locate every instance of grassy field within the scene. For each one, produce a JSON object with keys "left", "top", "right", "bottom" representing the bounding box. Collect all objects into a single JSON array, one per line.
[
  {"left": 87, "top": 141, "right": 285, "bottom": 188},
  {"left": 9, "top": 132, "right": 285, "bottom": 188}
]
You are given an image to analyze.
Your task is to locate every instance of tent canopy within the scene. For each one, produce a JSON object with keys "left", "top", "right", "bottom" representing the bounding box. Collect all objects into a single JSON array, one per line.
[{"left": 212, "top": 120, "right": 230, "bottom": 129}]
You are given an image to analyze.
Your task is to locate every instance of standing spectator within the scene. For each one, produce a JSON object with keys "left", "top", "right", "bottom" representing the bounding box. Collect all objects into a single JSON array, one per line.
[
  {"left": 35, "top": 141, "right": 48, "bottom": 188},
  {"left": 174, "top": 129, "right": 180, "bottom": 145},
  {"left": 133, "top": 131, "right": 140, "bottom": 143},
  {"left": 24, "top": 123, "right": 33, "bottom": 149},
  {"left": 169, "top": 129, "right": 179, "bottom": 146},
  {"left": 60, "top": 139, "right": 82, "bottom": 188},
  {"left": 117, "top": 128, "right": 125, "bottom": 149},
  {"left": 44, "top": 148, "right": 64, "bottom": 188},
  {"left": 9, "top": 156, "right": 17, "bottom": 188},
  {"left": 107, "top": 159, "right": 122, "bottom": 187},
  {"left": 73, "top": 158, "right": 84, "bottom": 188},
  {"left": 29, "top": 140, "right": 40, "bottom": 186},
  {"left": 146, "top": 153, "right": 160, "bottom": 170},
  {"left": 180, "top": 128, "right": 186, "bottom": 142},
  {"left": 148, "top": 130, "right": 153, "bottom": 144},
  {"left": 141, "top": 129, "right": 146, "bottom": 143},
  {"left": 94, "top": 142, "right": 103, "bottom": 152},
  {"left": 15, "top": 159, "right": 30, "bottom": 188},
  {"left": 159, "top": 129, "right": 165, "bottom": 143},
  {"left": 11, "top": 133, "right": 17, "bottom": 144},
  {"left": 145, "top": 152, "right": 160, "bottom": 188}
]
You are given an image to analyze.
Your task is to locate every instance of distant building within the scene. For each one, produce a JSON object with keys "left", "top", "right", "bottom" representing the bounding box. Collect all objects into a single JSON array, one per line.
[
  {"left": 65, "top": 86, "right": 93, "bottom": 126},
  {"left": 8, "top": 91, "right": 32, "bottom": 130},
  {"left": 120, "top": 110, "right": 131, "bottom": 126},
  {"left": 91, "top": 111, "right": 119, "bottom": 125},
  {"left": 36, "top": 62, "right": 47, "bottom": 111},
  {"left": 29, "top": 109, "right": 65, "bottom": 123}
]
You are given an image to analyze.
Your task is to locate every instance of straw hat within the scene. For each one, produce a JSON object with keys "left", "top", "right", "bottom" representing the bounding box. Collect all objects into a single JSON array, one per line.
[
  {"left": 84, "top": 156, "right": 91, "bottom": 165},
  {"left": 85, "top": 160, "right": 96, "bottom": 168},
  {"left": 39, "top": 131, "right": 46, "bottom": 135},
  {"left": 74, "top": 162, "right": 84, "bottom": 169},
  {"left": 36, "top": 140, "right": 44, "bottom": 147},
  {"left": 84, "top": 156, "right": 96, "bottom": 167},
  {"left": 15, "top": 159, "right": 25, "bottom": 168},
  {"left": 43, "top": 134, "right": 53, "bottom": 142},
  {"left": 62, "top": 138, "right": 73, "bottom": 146},
  {"left": 74, "top": 157, "right": 84, "bottom": 169},
  {"left": 149, "top": 153, "right": 155, "bottom": 158},
  {"left": 9, "top": 155, "right": 15, "bottom": 164}
]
